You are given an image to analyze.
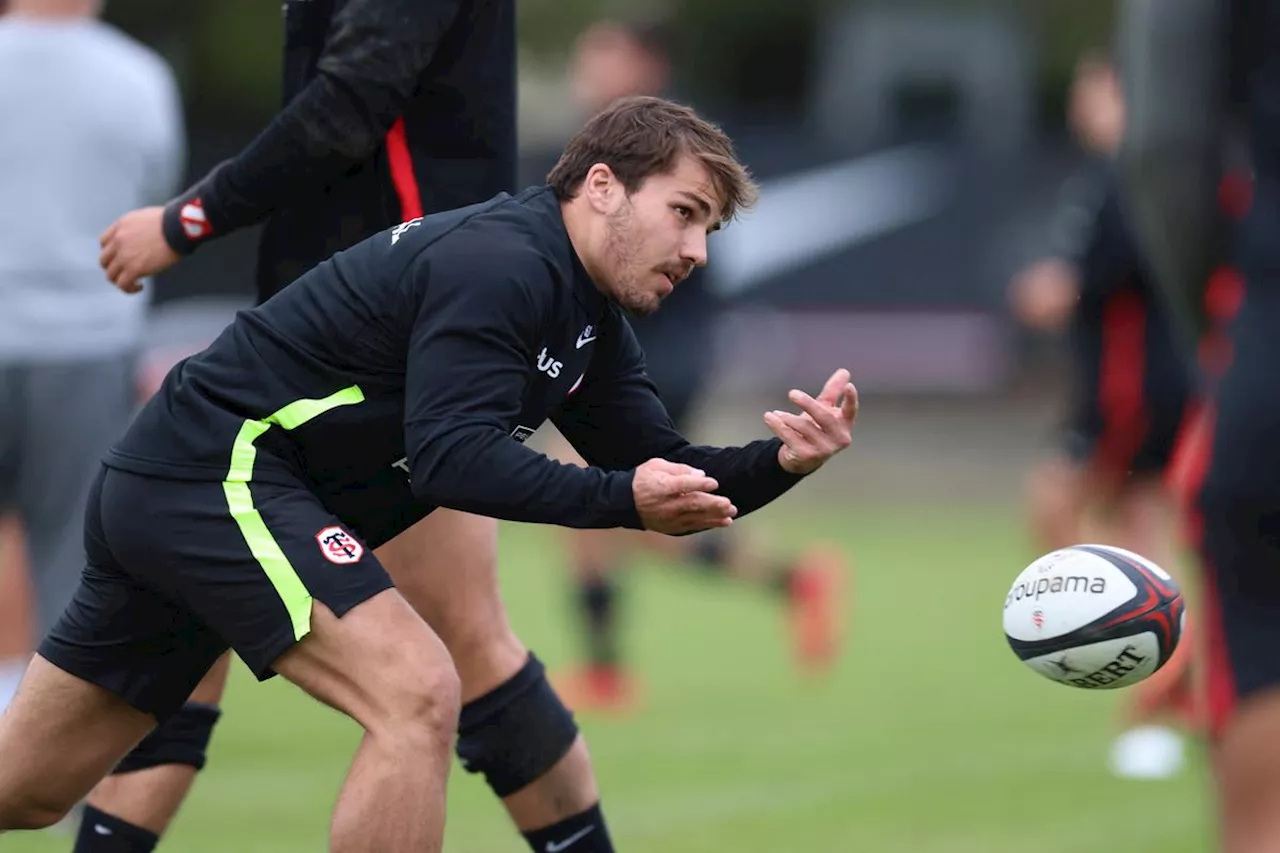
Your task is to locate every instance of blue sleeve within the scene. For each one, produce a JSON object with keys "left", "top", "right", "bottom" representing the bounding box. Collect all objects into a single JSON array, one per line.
[
  {"left": 551, "top": 312, "right": 805, "bottom": 520},
  {"left": 401, "top": 247, "right": 642, "bottom": 529}
]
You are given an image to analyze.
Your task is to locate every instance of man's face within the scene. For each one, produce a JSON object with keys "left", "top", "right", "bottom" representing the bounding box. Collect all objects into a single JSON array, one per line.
[
  {"left": 1069, "top": 64, "right": 1125, "bottom": 155},
  {"left": 591, "top": 155, "right": 722, "bottom": 317},
  {"left": 570, "top": 25, "right": 669, "bottom": 113}
]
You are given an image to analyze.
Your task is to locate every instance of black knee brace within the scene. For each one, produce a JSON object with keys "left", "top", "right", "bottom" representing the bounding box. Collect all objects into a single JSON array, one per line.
[
  {"left": 455, "top": 653, "right": 579, "bottom": 797},
  {"left": 113, "top": 702, "right": 222, "bottom": 774}
]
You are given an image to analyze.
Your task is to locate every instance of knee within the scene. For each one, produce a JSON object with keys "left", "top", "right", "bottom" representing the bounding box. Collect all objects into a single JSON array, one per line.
[
  {"left": 372, "top": 652, "right": 462, "bottom": 750},
  {"left": 455, "top": 652, "right": 580, "bottom": 797},
  {"left": 439, "top": 612, "right": 527, "bottom": 700},
  {"left": 0, "top": 792, "right": 74, "bottom": 831},
  {"left": 112, "top": 702, "right": 222, "bottom": 774}
]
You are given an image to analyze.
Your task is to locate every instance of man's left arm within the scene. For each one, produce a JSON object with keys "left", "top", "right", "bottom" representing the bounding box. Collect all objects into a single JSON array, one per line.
[{"left": 551, "top": 318, "right": 856, "bottom": 520}]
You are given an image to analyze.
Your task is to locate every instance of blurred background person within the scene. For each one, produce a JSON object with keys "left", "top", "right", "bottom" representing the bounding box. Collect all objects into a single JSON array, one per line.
[
  {"left": 1118, "top": 0, "right": 1280, "bottom": 848},
  {"left": 0, "top": 0, "right": 183, "bottom": 720},
  {"left": 1008, "top": 50, "right": 1198, "bottom": 780},
  {"left": 529, "top": 16, "right": 848, "bottom": 713}
]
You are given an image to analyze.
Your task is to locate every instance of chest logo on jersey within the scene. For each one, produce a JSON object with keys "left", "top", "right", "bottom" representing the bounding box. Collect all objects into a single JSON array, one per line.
[
  {"left": 316, "top": 526, "right": 364, "bottom": 565},
  {"left": 536, "top": 347, "right": 563, "bottom": 379},
  {"left": 576, "top": 325, "right": 597, "bottom": 349}
]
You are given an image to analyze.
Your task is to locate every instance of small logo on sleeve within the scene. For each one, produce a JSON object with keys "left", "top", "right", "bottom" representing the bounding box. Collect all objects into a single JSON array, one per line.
[
  {"left": 510, "top": 425, "right": 536, "bottom": 443},
  {"left": 316, "top": 526, "right": 364, "bottom": 564},
  {"left": 180, "top": 199, "right": 212, "bottom": 241}
]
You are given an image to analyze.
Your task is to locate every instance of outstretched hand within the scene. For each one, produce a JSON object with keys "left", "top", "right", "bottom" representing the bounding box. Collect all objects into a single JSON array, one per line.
[
  {"left": 763, "top": 368, "right": 858, "bottom": 475},
  {"left": 633, "top": 458, "right": 737, "bottom": 535}
]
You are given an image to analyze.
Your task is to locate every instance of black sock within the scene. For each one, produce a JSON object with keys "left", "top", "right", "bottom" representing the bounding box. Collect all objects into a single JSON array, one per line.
[
  {"left": 576, "top": 573, "right": 619, "bottom": 667},
  {"left": 522, "top": 803, "right": 614, "bottom": 853},
  {"left": 768, "top": 561, "right": 799, "bottom": 596},
  {"left": 691, "top": 529, "right": 796, "bottom": 597},
  {"left": 74, "top": 805, "right": 158, "bottom": 853},
  {"left": 689, "top": 528, "right": 733, "bottom": 573}
]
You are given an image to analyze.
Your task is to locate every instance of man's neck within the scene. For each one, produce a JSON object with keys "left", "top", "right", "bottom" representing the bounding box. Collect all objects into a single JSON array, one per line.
[{"left": 559, "top": 197, "right": 609, "bottom": 297}]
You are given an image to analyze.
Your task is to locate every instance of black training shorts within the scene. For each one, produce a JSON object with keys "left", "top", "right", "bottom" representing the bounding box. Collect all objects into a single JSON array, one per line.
[{"left": 38, "top": 464, "right": 394, "bottom": 721}]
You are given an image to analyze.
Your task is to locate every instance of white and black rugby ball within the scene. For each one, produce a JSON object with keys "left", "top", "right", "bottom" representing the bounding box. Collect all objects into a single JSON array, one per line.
[{"left": 1003, "top": 544, "right": 1184, "bottom": 690}]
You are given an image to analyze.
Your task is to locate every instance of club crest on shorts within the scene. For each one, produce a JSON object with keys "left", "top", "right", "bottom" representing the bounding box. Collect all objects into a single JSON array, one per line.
[{"left": 316, "top": 526, "right": 363, "bottom": 564}]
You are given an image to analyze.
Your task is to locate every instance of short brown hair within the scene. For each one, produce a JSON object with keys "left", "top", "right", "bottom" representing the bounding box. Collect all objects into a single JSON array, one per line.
[{"left": 548, "top": 95, "right": 758, "bottom": 224}]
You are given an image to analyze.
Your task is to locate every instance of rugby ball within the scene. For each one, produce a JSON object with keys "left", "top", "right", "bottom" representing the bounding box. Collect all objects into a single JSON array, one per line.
[{"left": 1003, "top": 544, "right": 1183, "bottom": 689}]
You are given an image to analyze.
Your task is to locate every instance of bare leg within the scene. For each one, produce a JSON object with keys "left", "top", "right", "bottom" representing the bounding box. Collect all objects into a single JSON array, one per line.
[
  {"left": 1026, "top": 456, "right": 1089, "bottom": 551},
  {"left": 1215, "top": 691, "right": 1280, "bottom": 853},
  {"left": 1106, "top": 478, "right": 1195, "bottom": 779},
  {"left": 72, "top": 509, "right": 593, "bottom": 847},
  {"left": 84, "top": 652, "right": 233, "bottom": 835},
  {"left": 377, "top": 510, "right": 601, "bottom": 831},
  {"left": 272, "top": 591, "right": 460, "bottom": 853},
  {"left": 0, "top": 516, "right": 33, "bottom": 712},
  {"left": 0, "top": 655, "right": 155, "bottom": 831}
]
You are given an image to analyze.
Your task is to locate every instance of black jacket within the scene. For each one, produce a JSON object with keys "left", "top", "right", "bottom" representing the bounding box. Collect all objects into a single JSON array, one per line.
[
  {"left": 120, "top": 188, "right": 803, "bottom": 546},
  {"left": 161, "top": 0, "right": 517, "bottom": 303}
]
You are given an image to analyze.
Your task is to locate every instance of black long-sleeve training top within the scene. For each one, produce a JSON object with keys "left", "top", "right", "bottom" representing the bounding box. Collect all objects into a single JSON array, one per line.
[
  {"left": 160, "top": 0, "right": 517, "bottom": 301},
  {"left": 111, "top": 187, "right": 805, "bottom": 547}
]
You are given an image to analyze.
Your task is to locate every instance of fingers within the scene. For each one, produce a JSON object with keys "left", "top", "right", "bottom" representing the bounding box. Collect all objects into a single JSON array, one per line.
[
  {"left": 638, "top": 458, "right": 720, "bottom": 494},
  {"left": 840, "top": 382, "right": 858, "bottom": 424},
  {"left": 764, "top": 410, "right": 819, "bottom": 444},
  {"left": 104, "top": 256, "right": 124, "bottom": 286},
  {"left": 646, "top": 458, "right": 703, "bottom": 477},
  {"left": 676, "top": 491, "right": 735, "bottom": 517},
  {"left": 100, "top": 240, "right": 146, "bottom": 293},
  {"left": 762, "top": 410, "right": 792, "bottom": 444},
  {"left": 787, "top": 389, "right": 841, "bottom": 431},
  {"left": 117, "top": 271, "right": 143, "bottom": 294},
  {"left": 103, "top": 254, "right": 142, "bottom": 293},
  {"left": 99, "top": 240, "right": 118, "bottom": 275},
  {"left": 669, "top": 473, "right": 720, "bottom": 495},
  {"left": 816, "top": 368, "right": 851, "bottom": 405},
  {"left": 671, "top": 491, "right": 736, "bottom": 532}
]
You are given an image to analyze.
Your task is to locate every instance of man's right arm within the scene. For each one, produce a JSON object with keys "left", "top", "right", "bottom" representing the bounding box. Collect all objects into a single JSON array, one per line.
[
  {"left": 401, "top": 247, "right": 644, "bottom": 529},
  {"left": 160, "top": 0, "right": 463, "bottom": 255}
]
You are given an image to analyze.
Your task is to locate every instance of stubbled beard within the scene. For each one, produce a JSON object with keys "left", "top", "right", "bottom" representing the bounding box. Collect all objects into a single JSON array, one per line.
[{"left": 603, "top": 205, "right": 659, "bottom": 317}]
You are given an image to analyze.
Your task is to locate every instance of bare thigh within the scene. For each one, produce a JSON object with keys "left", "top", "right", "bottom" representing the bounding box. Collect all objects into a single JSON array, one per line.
[
  {"left": 270, "top": 591, "right": 459, "bottom": 735},
  {"left": 376, "top": 510, "right": 527, "bottom": 702},
  {"left": 0, "top": 655, "right": 155, "bottom": 827}
]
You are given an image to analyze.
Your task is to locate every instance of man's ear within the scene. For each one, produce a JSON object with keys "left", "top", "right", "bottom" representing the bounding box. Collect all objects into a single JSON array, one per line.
[{"left": 581, "top": 163, "right": 621, "bottom": 214}]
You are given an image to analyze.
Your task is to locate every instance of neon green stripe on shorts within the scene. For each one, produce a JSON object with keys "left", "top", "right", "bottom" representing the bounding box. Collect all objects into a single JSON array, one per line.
[{"left": 223, "top": 385, "right": 366, "bottom": 641}]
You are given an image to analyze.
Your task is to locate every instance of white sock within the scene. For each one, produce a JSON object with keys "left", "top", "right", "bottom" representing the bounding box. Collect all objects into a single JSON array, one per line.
[
  {"left": 0, "top": 657, "right": 29, "bottom": 714},
  {"left": 1109, "top": 724, "right": 1186, "bottom": 780}
]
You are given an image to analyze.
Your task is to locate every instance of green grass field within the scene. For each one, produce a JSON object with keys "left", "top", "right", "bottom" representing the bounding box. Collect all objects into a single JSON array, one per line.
[{"left": 8, "top": 503, "right": 1214, "bottom": 852}]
